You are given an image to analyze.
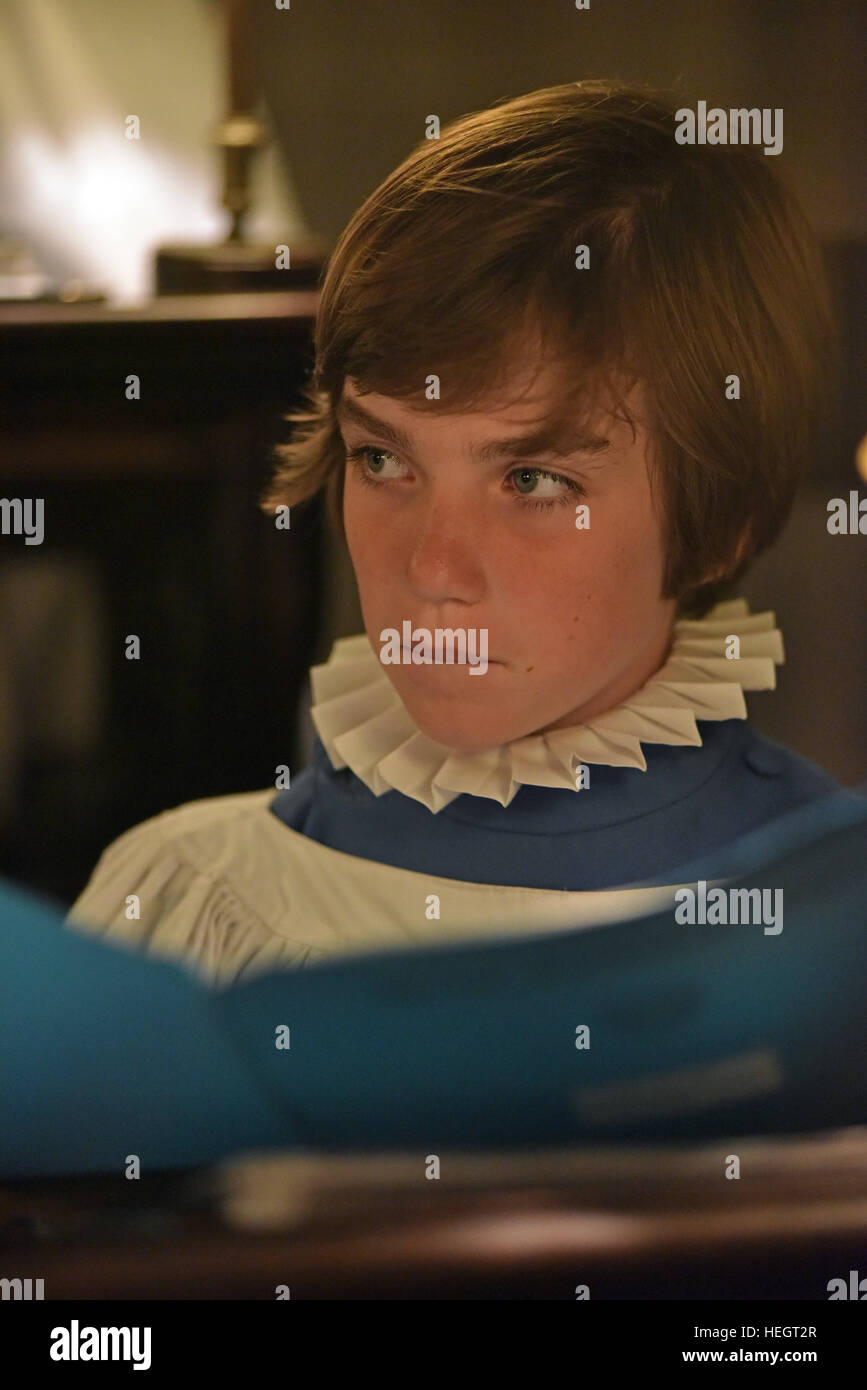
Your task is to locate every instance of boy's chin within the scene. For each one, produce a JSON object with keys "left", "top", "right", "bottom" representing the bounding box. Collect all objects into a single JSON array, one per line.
[
  {"left": 420, "top": 724, "right": 510, "bottom": 753},
  {"left": 398, "top": 694, "right": 530, "bottom": 753}
]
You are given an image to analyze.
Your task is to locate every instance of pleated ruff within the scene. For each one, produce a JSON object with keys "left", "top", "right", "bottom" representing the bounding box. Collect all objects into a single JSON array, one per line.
[{"left": 310, "top": 600, "right": 784, "bottom": 812}]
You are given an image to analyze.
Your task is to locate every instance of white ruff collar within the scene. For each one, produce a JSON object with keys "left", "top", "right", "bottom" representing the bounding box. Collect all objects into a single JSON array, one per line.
[{"left": 309, "top": 599, "right": 783, "bottom": 813}]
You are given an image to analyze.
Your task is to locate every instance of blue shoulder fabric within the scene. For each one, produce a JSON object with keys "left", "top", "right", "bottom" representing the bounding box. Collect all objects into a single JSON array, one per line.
[
  {"left": 1, "top": 787, "right": 865, "bottom": 1176},
  {"left": 270, "top": 725, "right": 847, "bottom": 890}
]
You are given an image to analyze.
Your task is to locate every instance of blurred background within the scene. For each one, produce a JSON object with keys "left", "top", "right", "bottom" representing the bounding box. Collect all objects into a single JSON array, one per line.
[{"left": 0, "top": 0, "right": 864, "bottom": 902}]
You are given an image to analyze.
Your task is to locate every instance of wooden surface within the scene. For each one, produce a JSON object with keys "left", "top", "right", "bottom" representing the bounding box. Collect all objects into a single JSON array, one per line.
[
  {"left": 0, "top": 290, "right": 319, "bottom": 326},
  {"left": 2, "top": 1134, "right": 865, "bottom": 1298}
]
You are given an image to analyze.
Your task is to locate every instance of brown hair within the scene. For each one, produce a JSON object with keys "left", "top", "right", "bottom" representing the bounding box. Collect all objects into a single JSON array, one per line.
[{"left": 262, "top": 80, "right": 834, "bottom": 616}]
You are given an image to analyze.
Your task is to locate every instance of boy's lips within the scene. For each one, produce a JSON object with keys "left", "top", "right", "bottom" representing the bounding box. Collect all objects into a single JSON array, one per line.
[{"left": 399, "top": 644, "right": 502, "bottom": 664}]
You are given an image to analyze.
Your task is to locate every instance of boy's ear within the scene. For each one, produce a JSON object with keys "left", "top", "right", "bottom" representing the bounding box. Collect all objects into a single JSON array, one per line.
[{"left": 700, "top": 525, "right": 753, "bottom": 587}]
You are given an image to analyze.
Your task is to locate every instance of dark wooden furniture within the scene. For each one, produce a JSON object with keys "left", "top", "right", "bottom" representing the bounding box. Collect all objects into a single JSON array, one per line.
[
  {"left": 2, "top": 1136, "right": 865, "bottom": 1299},
  {"left": 0, "top": 292, "right": 323, "bottom": 901}
]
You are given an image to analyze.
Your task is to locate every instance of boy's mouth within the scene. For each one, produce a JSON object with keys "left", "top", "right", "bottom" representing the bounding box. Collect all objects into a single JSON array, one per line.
[
  {"left": 398, "top": 643, "right": 502, "bottom": 663},
  {"left": 400, "top": 652, "right": 503, "bottom": 666}
]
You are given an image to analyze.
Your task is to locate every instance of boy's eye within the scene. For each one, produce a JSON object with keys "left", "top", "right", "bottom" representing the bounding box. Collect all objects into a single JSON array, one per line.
[
  {"left": 507, "top": 467, "right": 584, "bottom": 510},
  {"left": 508, "top": 467, "right": 573, "bottom": 500},
  {"left": 364, "top": 447, "right": 402, "bottom": 476},
  {"left": 347, "top": 446, "right": 405, "bottom": 480}
]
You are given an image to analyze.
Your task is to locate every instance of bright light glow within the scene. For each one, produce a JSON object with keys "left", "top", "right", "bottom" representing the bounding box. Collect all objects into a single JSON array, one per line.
[{"left": 7, "top": 123, "right": 226, "bottom": 304}]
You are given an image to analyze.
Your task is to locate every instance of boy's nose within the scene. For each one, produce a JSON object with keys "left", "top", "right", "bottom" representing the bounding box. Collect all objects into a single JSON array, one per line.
[{"left": 405, "top": 500, "right": 487, "bottom": 604}]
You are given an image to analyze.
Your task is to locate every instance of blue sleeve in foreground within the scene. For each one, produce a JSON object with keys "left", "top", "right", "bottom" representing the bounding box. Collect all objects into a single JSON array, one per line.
[
  {"left": 0, "top": 884, "right": 293, "bottom": 1176},
  {"left": 214, "top": 793, "right": 867, "bottom": 1149},
  {"left": 2, "top": 788, "right": 866, "bottom": 1175}
]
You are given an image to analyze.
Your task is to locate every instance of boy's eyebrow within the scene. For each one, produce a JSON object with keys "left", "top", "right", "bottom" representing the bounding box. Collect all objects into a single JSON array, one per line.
[{"left": 335, "top": 395, "right": 610, "bottom": 460}]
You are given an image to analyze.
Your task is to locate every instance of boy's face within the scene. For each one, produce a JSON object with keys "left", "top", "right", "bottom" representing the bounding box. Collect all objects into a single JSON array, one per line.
[{"left": 339, "top": 357, "right": 677, "bottom": 753}]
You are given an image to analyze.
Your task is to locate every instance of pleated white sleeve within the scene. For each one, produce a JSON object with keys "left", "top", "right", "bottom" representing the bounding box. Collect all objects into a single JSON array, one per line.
[{"left": 65, "top": 791, "right": 323, "bottom": 985}]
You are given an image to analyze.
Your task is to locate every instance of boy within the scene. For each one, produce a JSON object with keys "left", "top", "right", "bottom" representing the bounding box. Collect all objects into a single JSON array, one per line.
[{"left": 67, "top": 81, "right": 855, "bottom": 984}]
